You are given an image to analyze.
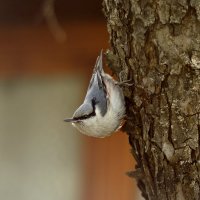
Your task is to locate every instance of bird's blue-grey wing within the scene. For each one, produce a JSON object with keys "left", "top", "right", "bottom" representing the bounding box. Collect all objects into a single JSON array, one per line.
[{"left": 84, "top": 50, "right": 107, "bottom": 116}]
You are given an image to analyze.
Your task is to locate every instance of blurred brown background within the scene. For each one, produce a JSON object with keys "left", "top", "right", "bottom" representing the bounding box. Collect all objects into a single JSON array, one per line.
[{"left": 0, "top": 0, "right": 141, "bottom": 200}]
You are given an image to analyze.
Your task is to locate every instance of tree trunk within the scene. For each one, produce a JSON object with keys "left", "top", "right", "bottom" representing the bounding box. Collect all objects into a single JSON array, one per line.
[{"left": 103, "top": 0, "right": 200, "bottom": 199}]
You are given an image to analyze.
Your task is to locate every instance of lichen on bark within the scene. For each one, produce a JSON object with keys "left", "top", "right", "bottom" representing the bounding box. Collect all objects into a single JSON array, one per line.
[{"left": 103, "top": 0, "right": 200, "bottom": 199}]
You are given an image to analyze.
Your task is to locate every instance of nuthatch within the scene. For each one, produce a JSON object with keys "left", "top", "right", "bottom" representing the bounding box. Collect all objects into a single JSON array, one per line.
[{"left": 64, "top": 50, "right": 126, "bottom": 138}]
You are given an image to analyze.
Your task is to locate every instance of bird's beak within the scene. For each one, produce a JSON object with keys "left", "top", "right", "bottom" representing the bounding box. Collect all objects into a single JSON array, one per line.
[{"left": 64, "top": 118, "right": 76, "bottom": 122}]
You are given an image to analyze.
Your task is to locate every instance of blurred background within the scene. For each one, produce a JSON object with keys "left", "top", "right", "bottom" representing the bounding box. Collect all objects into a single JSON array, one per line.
[{"left": 0, "top": 0, "right": 141, "bottom": 199}]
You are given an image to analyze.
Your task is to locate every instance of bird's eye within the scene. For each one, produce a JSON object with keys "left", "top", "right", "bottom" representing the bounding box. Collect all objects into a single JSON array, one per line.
[{"left": 92, "top": 98, "right": 97, "bottom": 108}]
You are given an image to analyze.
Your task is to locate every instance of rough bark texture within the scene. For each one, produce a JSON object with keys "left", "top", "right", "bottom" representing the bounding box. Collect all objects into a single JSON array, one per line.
[{"left": 103, "top": 0, "right": 200, "bottom": 199}]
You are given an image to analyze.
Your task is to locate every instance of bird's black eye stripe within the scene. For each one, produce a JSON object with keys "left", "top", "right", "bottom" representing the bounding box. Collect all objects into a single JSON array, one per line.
[{"left": 74, "top": 99, "right": 96, "bottom": 121}]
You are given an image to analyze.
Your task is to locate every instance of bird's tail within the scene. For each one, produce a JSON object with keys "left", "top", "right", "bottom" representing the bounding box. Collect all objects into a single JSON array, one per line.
[{"left": 93, "top": 49, "right": 104, "bottom": 74}]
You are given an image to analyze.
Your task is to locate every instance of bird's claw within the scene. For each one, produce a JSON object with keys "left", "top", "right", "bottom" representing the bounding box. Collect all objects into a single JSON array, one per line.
[{"left": 116, "top": 79, "right": 134, "bottom": 87}]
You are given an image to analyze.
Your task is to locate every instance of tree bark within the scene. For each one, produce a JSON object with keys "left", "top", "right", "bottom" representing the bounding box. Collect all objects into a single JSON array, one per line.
[{"left": 103, "top": 0, "right": 200, "bottom": 199}]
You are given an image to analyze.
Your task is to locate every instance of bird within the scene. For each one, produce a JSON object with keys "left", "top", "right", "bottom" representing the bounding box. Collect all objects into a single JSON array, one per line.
[{"left": 64, "top": 50, "right": 126, "bottom": 138}]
